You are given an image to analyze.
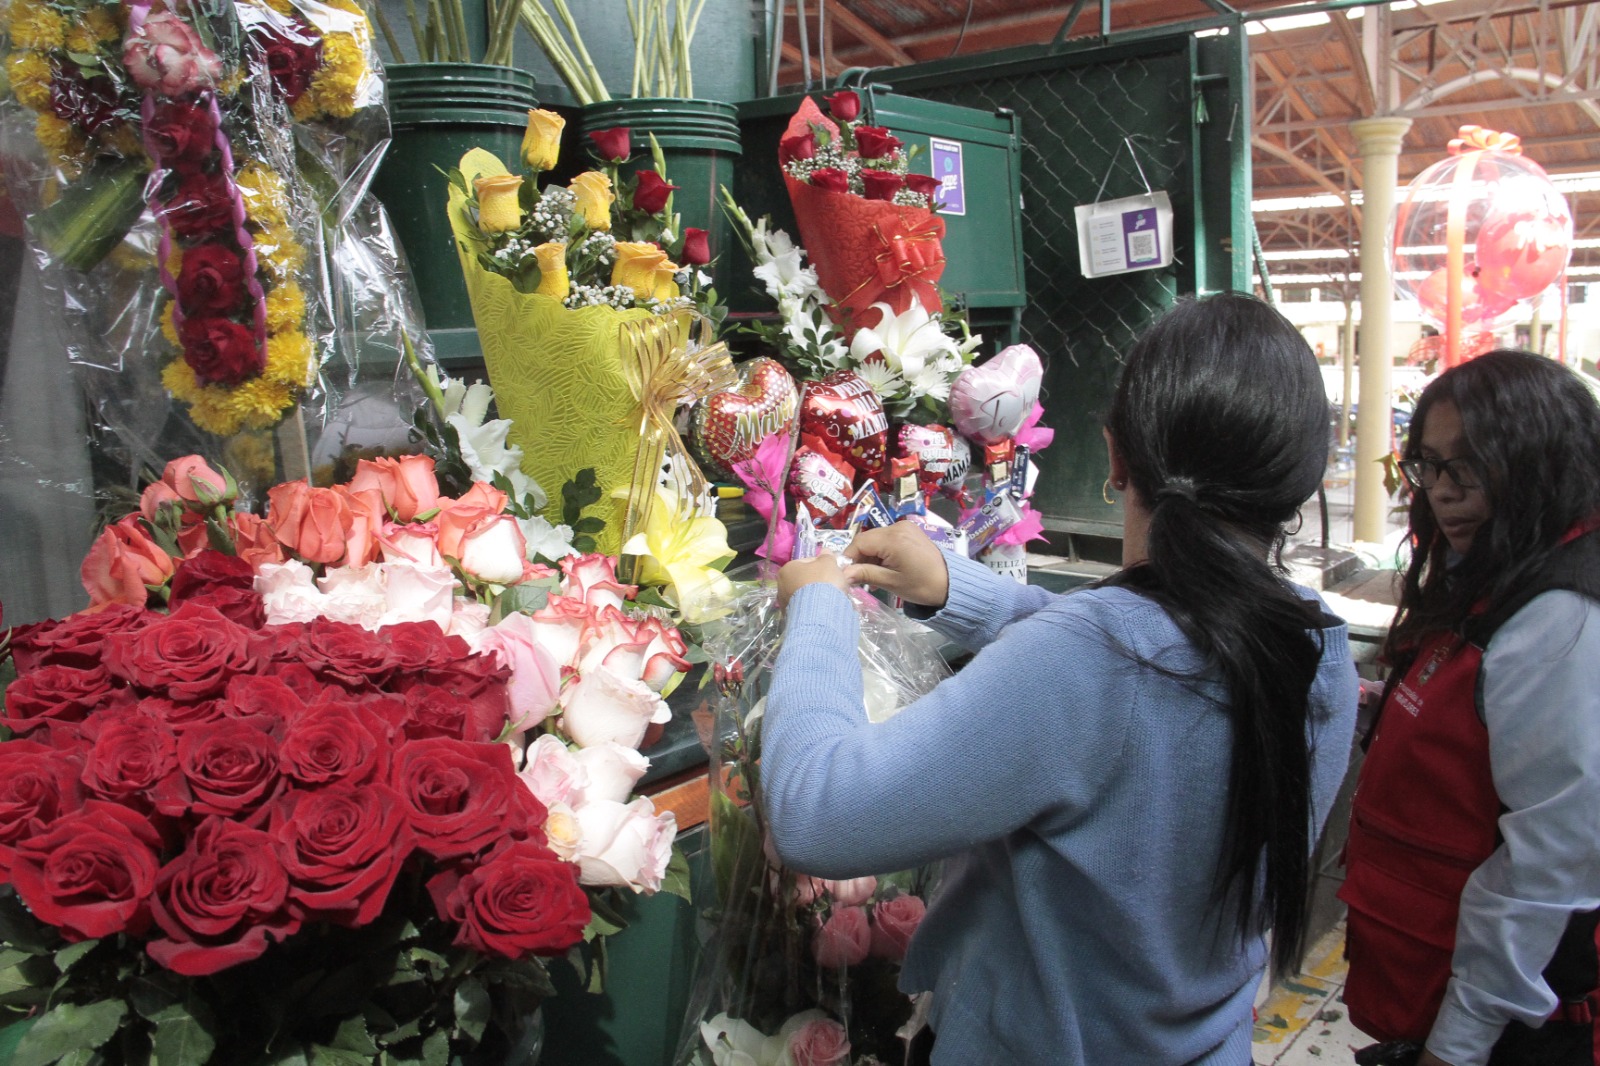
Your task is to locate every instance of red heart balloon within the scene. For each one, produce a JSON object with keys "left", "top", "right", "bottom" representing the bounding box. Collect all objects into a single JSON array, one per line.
[
  {"left": 897, "top": 423, "right": 956, "bottom": 498},
  {"left": 789, "top": 441, "right": 856, "bottom": 525},
  {"left": 798, "top": 369, "right": 888, "bottom": 481},
  {"left": 690, "top": 358, "right": 799, "bottom": 480}
]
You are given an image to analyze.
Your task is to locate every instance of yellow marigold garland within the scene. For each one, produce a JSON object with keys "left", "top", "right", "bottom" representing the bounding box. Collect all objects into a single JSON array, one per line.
[
  {"left": 7, "top": 51, "right": 54, "bottom": 111},
  {"left": 8, "top": 3, "right": 64, "bottom": 50}
]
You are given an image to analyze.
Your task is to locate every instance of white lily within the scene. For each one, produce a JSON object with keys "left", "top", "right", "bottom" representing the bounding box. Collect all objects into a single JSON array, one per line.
[
  {"left": 431, "top": 370, "right": 548, "bottom": 511},
  {"left": 519, "top": 514, "right": 577, "bottom": 561},
  {"left": 848, "top": 301, "right": 962, "bottom": 379}
]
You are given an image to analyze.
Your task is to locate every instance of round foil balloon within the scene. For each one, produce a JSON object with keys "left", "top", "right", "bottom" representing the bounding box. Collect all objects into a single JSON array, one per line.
[
  {"left": 1392, "top": 128, "right": 1572, "bottom": 329},
  {"left": 789, "top": 442, "right": 856, "bottom": 524},
  {"left": 690, "top": 357, "right": 799, "bottom": 480},
  {"left": 898, "top": 424, "right": 956, "bottom": 497},
  {"left": 949, "top": 344, "right": 1043, "bottom": 444},
  {"left": 799, "top": 369, "right": 889, "bottom": 480}
]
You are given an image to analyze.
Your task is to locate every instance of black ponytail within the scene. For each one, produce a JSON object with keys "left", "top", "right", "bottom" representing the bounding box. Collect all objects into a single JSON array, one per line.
[{"left": 1105, "top": 292, "right": 1332, "bottom": 980}]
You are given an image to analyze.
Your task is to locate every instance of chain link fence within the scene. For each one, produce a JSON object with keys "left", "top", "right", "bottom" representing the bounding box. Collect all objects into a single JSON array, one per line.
[{"left": 878, "top": 35, "right": 1244, "bottom": 538}]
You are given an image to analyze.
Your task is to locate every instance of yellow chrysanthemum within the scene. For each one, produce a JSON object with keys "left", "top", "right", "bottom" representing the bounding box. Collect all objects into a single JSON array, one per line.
[
  {"left": 236, "top": 162, "right": 289, "bottom": 226},
  {"left": 220, "top": 68, "right": 246, "bottom": 96},
  {"left": 102, "top": 124, "right": 143, "bottom": 159},
  {"left": 308, "top": 32, "right": 366, "bottom": 119},
  {"left": 265, "top": 330, "right": 314, "bottom": 387},
  {"left": 255, "top": 224, "right": 306, "bottom": 278},
  {"left": 63, "top": 7, "right": 115, "bottom": 51},
  {"left": 160, "top": 302, "right": 181, "bottom": 346},
  {"left": 263, "top": 0, "right": 293, "bottom": 13},
  {"left": 162, "top": 359, "right": 204, "bottom": 404},
  {"left": 264, "top": 279, "right": 306, "bottom": 333},
  {"left": 164, "top": 243, "right": 183, "bottom": 278},
  {"left": 9, "top": 5, "right": 65, "bottom": 49},
  {"left": 187, "top": 391, "right": 244, "bottom": 437},
  {"left": 222, "top": 430, "right": 278, "bottom": 484},
  {"left": 34, "top": 112, "right": 85, "bottom": 164},
  {"left": 8, "top": 52, "right": 55, "bottom": 112},
  {"left": 290, "top": 95, "right": 318, "bottom": 122},
  {"left": 225, "top": 376, "right": 296, "bottom": 429}
]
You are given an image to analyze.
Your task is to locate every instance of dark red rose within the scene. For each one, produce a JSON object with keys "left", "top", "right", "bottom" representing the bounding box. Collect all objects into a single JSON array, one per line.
[
  {"left": 631, "top": 170, "right": 677, "bottom": 216},
  {"left": 427, "top": 840, "right": 589, "bottom": 959},
  {"left": 381, "top": 621, "right": 470, "bottom": 673},
  {"left": 587, "top": 126, "right": 631, "bottom": 161},
  {"left": 163, "top": 169, "right": 238, "bottom": 241},
  {"left": 854, "top": 126, "right": 902, "bottom": 160},
  {"left": 825, "top": 90, "right": 861, "bottom": 122},
  {"left": 0, "top": 663, "right": 118, "bottom": 735},
  {"left": 257, "top": 32, "right": 322, "bottom": 103},
  {"left": 170, "top": 550, "right": 256, "bottom": 600},
  {"left": 399, "top": 683, "right": 505, "bottom": 744},
  {"left": 861, "top": 169, "right": 905, "bottom": 201},
  {"left": 400, "top": 657, "right": 512, "bottom": 741},
  {"left": 679, "top": 227, "right": 710, "bottom": 267},
  {"left": 299, "top": 618, "right": 395, "bottom": 689},
  {"left": 808, "top": 167, "right": 850, "bottom": 194},
  {"left": 271, "top": 783, "right": 413, "bottom": 926},
  {"left": 104, "top": 603, "right": 259, "bottom": 701},
  {"left": 221, "top": 674, "right": 304, "bottom": 724},
  {"left": 179, "top": 316, "right": 263, "bottom": 387},
  {"left": 146, "top": 100, "right": 220, "bottom": 168},
  {"left": 904, "top": 173, "right": 942, "bottom": 204},
  {"left": 156, "top": 716, "right": 282, "bottom": 822},
  {"left": 279, "top": 699, "right": 391, "bottom": 787},
  {"left": 81, "top": 709, "right": 179, "bottom": 805},
  {"left": 0, "top": 740, "right": 87, "bottom": 878},
  {"left": 10, "top": 605, "right": 154, "bottom": 673},
  {"left": 779, "top": 130, "right": 816, "bottom": 165},
  {"left": 11, "top": 800, "right": 163, "bottom": 941},
  {"left": 147, "top": 816, "right": 299, "bottom": 976},
  {"left": 48, "top": 67, "right": 122, "bottom": 135},
  {"left": 140, "top": 694, "right": 227, "bottom": 733},
  {"left": 393, "top": 738, "right": 544, "bottom": 861},
  {"left": 176, "top": 243, "right": 248, "bottom": 319}
]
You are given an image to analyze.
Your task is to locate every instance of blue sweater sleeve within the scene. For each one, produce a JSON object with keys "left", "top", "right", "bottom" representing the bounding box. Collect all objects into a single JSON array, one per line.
[
  {"left": 762, "top": 582, "right": 1133, "bottom": 879},
  {"left": 916, "top": 550, "right": 1057, "bottom": 653}
]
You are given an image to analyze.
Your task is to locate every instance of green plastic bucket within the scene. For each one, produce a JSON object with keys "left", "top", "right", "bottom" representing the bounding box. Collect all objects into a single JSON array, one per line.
[
  {"left": 579, "top": 98, "right": 742, "bottom": 273},
  {"left": 371, "top": 64, "right": 540, "bottom": 341}
]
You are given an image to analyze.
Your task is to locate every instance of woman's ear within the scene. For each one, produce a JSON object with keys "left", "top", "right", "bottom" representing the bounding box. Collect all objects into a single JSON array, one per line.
[{"left": 1103, "top": 428, "right": 1129, "bottom": 490}]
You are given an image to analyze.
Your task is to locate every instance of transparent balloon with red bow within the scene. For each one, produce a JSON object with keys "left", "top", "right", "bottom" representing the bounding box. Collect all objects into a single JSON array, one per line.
[{"left": 1392, "top": 126, "right": 1573, "bottom": 335}]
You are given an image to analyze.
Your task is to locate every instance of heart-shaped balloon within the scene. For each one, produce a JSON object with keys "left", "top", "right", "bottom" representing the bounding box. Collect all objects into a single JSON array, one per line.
[
  {"left": 949, "top": 344, "right": 1043, "bottom": 444},
  {"left": 799, "top": 369, "right": 888, "bottom": 481},
  {"left": 789, "top": 441, "right": 856, "bottom": 525},
  {"left": 690, "top": 357, "right": 799, "bottom": 480},
  {"left": 897, "top": 423, "right": 956, "bottom": 498},
  {"left": 942, "top": 434, "right": 972, "bottom": 497}
]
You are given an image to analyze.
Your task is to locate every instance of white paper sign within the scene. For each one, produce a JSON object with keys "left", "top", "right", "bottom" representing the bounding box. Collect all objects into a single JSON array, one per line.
[{"left": 1074, "top": 191, "right": 1174, "bottom": 278}]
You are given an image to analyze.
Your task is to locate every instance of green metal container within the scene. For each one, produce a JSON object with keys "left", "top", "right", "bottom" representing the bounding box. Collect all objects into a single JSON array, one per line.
[
  {"left": 370, "top": 64, "right": 540, "bottom": 363},
  {"left": 578, "top": 98, "right": 742, "bottom": 270}
]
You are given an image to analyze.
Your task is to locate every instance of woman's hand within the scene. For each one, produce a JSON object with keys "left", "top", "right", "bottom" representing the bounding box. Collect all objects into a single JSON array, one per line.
[
  {"left": 843, "top": 521, "right": 949, "bottom": 608},
  {"left": 777, "top": 553, "right": 851, "bottom": 606}
]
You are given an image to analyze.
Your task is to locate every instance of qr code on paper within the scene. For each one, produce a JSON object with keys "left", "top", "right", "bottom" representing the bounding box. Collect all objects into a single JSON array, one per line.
[{"left": 1128, "top": 230, "right": 1158, "bottom": 263}]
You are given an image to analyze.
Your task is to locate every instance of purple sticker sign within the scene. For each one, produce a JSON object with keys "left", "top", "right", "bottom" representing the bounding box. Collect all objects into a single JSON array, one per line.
[
  {"left": 1122, "top": 207, "right": 1160, "bottom": 266},
  {"left": 929, "top": 137, "right": 965, "bottom": 216}
]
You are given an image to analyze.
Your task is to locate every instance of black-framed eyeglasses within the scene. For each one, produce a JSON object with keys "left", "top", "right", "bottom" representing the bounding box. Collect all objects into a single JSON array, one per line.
[{"left": 1399, "top": 456, "right": 1481, "bottom": 491}]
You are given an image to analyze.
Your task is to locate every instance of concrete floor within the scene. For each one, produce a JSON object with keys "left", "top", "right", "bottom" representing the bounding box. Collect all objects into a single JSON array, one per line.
[{"left": 1254, "top": 922, "right": 1375, "bottom": 1065}]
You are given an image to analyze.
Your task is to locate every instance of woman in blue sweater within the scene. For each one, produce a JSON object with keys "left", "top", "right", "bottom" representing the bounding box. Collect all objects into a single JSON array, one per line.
[{"left": 767, "top": 292, "right": 1360, "bottom": 1065}]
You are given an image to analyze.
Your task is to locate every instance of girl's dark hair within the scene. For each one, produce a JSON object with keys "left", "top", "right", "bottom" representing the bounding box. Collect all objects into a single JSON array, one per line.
[
  {"left": 1105, "top": 292, "right": 1332, "bottom": 980},
  {"left": 1385, "top": 349, "right": 1600, "bottom": 658}
]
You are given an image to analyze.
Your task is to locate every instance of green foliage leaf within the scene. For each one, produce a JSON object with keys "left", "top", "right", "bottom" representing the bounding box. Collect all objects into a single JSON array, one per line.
[
  {"left": 52, "top": 941, "right": 98, "bottom": 974},
  {"left": 150, "top": 1000, "right": 216, "bottom": 1066},
  {"left": 709, "top": 790, "right": 765, "bottom": 911},
  {"left": 570, "top": 516, "right": 605, "bottom": 535},
  {"left": 421, "top": 1028, "right": 449, "bottom": 1066},
  {"left": 12, "top": 999, "right": 127, "bottom": 1066},
  {"left": 660, "top": 846, "right": 693, "bottom": 904},
  {"left": 451, "top": 977, "right": 489, "bottom": 1044},
  {"left": 559, "top": 468, "right": 603, "bottom": 529},
  {"left": 0, "top": 890, "right": 59, "bottom": 954}
]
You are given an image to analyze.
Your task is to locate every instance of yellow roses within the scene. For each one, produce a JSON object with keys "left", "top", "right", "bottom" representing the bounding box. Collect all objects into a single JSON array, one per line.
[
  {"left": 474, "top": 174, "right": 524, "bottom": 234},
  {"left": 535, "top": 241, "right": 569, "bottom": 300},
  {"left": 612, "top": 243, "right": 680, "bottom": 302},
  {"left": 521, "top": 108, "right": 564, "bottom": 172},
  {"left": 571, "top": 171, "right": 614, "bottom": 231}
]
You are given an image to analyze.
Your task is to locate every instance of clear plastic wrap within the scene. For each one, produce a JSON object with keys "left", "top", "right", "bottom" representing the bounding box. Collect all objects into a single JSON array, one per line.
[
  {"left": 0, "top": 0, "right": 429, "bottom": 507},
  {"left": 675, "top": 572, "right": 950, "bottom": 1066}
]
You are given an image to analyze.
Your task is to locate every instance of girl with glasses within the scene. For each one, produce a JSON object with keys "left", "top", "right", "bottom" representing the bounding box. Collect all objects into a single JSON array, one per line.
[
  {"left": 1342, "top": 350, "right": 1600, "bottom": 1066},
  {"left": 766, "top": 293, "right": 1359, "bottom": 1065}
]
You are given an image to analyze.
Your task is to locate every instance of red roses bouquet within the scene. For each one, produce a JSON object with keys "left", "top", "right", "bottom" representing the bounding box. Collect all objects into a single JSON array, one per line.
[
  {"left": 0, "top": 449, "right": 695, "bottom": 1065},
  {"left": 777, "top": 91, "right": 946, "bottom": 339},
  {"left": 673, "top": 579, "right": 945, "bottom": 1066}
]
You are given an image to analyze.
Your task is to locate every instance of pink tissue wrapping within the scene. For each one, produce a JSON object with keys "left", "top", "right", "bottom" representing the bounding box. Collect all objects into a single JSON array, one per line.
[
  {"left": 1015, "top": 402, "right": 1054, "bottom": 453},
  {"left": 732, "top": 432, "right": 797, "bottom": 564}
]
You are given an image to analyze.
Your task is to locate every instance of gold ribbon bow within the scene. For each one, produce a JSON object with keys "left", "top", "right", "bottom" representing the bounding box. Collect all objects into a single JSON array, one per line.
[
  {"left": 616, "top": 310, "right": 736, "bottom": 579},
  {"left": 1448, "top": 125, "right": 1521, "bottom": 156}
]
